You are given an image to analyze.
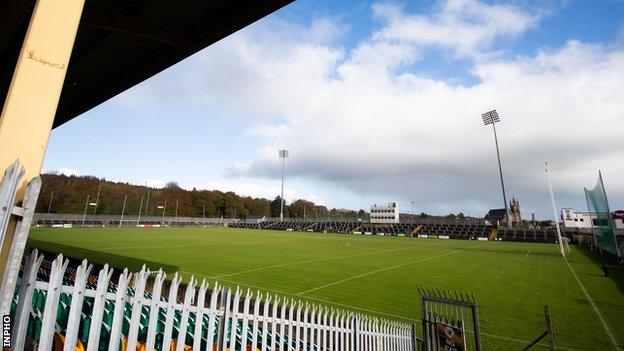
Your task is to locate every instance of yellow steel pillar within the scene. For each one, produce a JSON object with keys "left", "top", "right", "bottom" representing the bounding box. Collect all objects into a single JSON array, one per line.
[{"left": 0, "top": 0, "right": 85, "bottom": 277}]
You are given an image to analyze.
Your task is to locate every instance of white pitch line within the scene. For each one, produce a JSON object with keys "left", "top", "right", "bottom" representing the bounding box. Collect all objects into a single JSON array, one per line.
[
  {"left": 185, "top": 271, "right": 589, "bottom": 351},
  {"left": 185, "top": 271, "right": 414, "bottom": 320},
  {"left": 296, "top": 245, "right": 480, "bottom": 295},
  {"left": 345, "top": 241, "right": 381, "bottom": 250},
  {"left": 525, "top": 250, "right": 532, "bottom": 258},
  {"left": 228, "top": 239, "right": 297, "bottom": 245},
  {"left": 477, "top": 332, "right": 588, "bottom": 351},
  {"left": 213, "top": 243, "right": 431, "bottom": 278},
  {"left": 95, "top": 242, "right": 201, "bottom": 251},
  {"left": 95, "top": 238, "right": 295, "bottom": 251},
  {"left": 565, "top": 258, "right": 621, "bottom": 351}
]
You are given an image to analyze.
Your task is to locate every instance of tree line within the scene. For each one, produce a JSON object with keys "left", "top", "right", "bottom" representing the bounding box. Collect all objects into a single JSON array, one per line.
[{"left": 36, "top": 173, "right": 365, "bottom": 219}]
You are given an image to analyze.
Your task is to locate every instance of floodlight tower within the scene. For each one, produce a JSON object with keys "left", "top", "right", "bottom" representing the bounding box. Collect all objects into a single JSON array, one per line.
[
  {"left": 159, "top": 200, "right": 167, "bottom": 226},
  {"left": 481, "top": 109, "right": 511, "bottom": 228},
  {"left": 93, "top": 184, "right": 101, "bottom": 214},
  {"left": 279, "top": 149, "right": 289, "bottom": 221},
  {"left": 119, "top": 195, "right": 127, "bottom": 228},
  {"left": 47, "top": 191, "right": 54, "bottom": 213}
]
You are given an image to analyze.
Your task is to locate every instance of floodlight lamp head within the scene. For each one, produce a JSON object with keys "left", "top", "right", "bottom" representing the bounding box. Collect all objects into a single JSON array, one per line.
[
  {"left": 279, "top": 150, "right": 289, "bottom": 158},
  {"left": 481, "top": 110, "right": 500, "bottom": 125}
]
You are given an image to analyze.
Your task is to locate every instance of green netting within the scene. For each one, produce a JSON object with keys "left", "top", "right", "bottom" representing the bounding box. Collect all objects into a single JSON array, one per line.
[{"left": 585, "top": 173, "right": 618, "bottom": 256}]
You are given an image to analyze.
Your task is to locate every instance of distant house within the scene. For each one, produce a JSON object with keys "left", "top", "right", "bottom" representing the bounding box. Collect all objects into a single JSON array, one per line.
[
  {"left": 485, "top": 198, "right": 523, "bottom": 226},
  {"left": 484, "top": 209, "right": 507, "bottom": 226}
]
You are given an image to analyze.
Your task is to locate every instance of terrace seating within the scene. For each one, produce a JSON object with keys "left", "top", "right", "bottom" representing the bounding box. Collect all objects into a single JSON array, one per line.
[
  {"left": 316, "top": 221, "right": 357, "bottom": 233},
  {"left": 228, "top": 217, "right": 570, "bottom": 244},
  {"left": 496, "top": 228, "right": 560, "bottom": 243},
  {"left": 228, "top": 222, "right": 263, "bottom": 230},
  {"left": 416, "top": 223, "right": 490, "bottom": 239}
]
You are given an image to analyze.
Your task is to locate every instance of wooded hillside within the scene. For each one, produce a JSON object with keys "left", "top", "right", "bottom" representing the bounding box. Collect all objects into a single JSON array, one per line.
[{"left": 36, "top": 173, "right": 363, "bottom": 219}]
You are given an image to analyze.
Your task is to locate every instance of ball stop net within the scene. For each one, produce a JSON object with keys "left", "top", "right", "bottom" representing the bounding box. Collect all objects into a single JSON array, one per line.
[{"left": 584, "top": 172, "right": 619, "bottom": 257}]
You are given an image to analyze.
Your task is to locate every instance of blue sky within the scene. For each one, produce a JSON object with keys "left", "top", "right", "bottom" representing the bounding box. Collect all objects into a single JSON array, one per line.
[{"left": 44, "top": 0, "right": 624, "bottom": 218}]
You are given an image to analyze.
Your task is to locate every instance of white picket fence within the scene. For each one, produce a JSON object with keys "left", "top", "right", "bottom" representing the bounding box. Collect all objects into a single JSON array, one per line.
[
  {"left": 11, "top": 249, "right": 416, "bottom": 351},
  {"left": 0, "top": 160, "right": 41, "bottom": 319}
]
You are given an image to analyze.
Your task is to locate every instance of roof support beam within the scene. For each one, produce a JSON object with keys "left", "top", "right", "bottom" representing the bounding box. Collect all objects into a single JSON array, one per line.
[
  {"left": 81, "top": 4, "right": 189, "bottom": 47},
  {"left": 0, "top": 0, "right": 36, "bottom": 54},
  {"left": 0, "top": 0, "right": 85, "bottom": 290}
]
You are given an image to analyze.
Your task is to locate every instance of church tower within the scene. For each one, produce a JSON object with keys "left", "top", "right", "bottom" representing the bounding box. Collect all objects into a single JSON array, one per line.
[{"left": 509, "top": 198, "right": 522, "bottom": 225}]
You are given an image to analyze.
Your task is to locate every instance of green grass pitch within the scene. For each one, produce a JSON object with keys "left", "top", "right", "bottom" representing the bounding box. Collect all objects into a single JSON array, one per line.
[{"left": 27, "top": 227, "right": 624, "bottom": 350}]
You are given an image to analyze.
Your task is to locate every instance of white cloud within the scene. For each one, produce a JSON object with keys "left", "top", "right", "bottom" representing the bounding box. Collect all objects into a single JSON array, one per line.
[
  {"left": 114, "top": 1, "right": 624, "bottom": 216},
  {"left": 58, "top": 166, "right": 80, "bottom": 176},
  {"left": 143, "top": 179, "right": 167, "bottom": 188},
  {"left": 245, "top": 124, "right": 292, "bottom": 139},
  {"left": 185, "top": 179, "right": 326, "bottom": 206},
  {"left": 372, "top": 0, "right": 538, "bottom": 58}
]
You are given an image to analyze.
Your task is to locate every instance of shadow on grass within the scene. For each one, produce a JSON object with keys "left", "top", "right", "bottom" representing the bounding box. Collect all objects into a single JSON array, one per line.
[
  {"left": 575, "top": 245, "right": 624, "bottom": 295},
  {"left": 27, "top": 238, "right": 179, "bottom": 275}
]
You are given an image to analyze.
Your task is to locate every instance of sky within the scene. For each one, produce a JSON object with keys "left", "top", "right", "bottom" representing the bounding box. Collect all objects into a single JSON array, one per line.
[{"left": 43, "top": 0, "right": 624, "bottom": 219}]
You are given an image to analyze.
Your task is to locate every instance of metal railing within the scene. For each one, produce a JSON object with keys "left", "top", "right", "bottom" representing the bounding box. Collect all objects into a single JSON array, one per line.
[
  {"left": 33, "top": 214, "right": 492, "bottom": 226},
  {"left": 33, "top": 213, "right": 237, "bottom": 225}
]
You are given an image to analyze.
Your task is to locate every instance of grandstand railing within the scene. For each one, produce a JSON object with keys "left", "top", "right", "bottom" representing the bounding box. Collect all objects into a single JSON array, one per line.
[
  {"left": 261, "top": 217, "right": 365, "bottom": 223},
  {"left": 248, "top": 217, "right": 488, "bottom": 226},
  {"left": 34, "top": 213, "right": 489, "bottom": 227},
  {"left": 33, "top": 213, "right": 237, "bottom": 225},
  {"left": 10, "top": 249, "right": 416, "bottom": 351},
  {"left": 33, "top": 214, "right": 366, "bottom": 225},
  {"left": 398, "top": 216, "right": 486, "bottom": 225}
]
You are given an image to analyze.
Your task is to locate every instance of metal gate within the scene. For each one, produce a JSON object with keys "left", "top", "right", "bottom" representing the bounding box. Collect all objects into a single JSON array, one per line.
[{"left": 418, "top": 287, "right": 481, "bottom": 351}]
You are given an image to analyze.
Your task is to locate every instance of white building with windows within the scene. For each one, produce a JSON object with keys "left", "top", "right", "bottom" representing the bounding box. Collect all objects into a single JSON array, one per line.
[
  {"left": 561, "top": 208, "right": 594, "bottom": 229},
  {"left": 370, "top": 203, "right": 399, "bottom": 224}
]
